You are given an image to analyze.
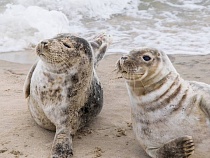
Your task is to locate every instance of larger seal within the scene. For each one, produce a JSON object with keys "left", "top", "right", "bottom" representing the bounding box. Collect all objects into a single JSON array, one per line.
[
  {"left": 116, "top": 47, "right": 210, "bottom": 158},
  {"left": 23, "top": 33, "right": 111, "bottom": 158}
]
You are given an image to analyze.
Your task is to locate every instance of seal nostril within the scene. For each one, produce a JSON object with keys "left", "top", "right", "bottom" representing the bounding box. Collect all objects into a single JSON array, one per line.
[
  {"left": 41, "top": 41, "right": 48, "bottom": 46},
  {"left": 121, "top": 56, "right": 128, "bottom": 60}
]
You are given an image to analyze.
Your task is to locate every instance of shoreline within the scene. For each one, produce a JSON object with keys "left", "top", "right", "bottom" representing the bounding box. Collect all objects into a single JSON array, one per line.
[
  {"left": 0, "top": 49, "right": 210, "bottom": 64},
  {"left": 0, "top": 53, "right": 210, "bottom": 157}
]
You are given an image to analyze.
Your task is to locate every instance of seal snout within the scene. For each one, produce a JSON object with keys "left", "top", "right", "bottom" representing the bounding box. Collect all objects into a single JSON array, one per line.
[
  {"left": 119, "top": 56, "right": 129, "bottom": 72},
  {"left": 121, "top": 56, "right": 128, "bottom": 60},
  {"left": 36, "top": 40, "right": 49, "bottom": 56},
  {"left": 118, "top": 56, "right": 139, "bottom": 74},
  {"left": 41, "top": 40, "right": 48, "bottom": 47}
]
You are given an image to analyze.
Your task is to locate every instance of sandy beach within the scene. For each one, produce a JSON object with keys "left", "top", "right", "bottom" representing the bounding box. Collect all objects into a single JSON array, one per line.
[{"left": 0, "top": 53, "right": 210, "bottom": 158}]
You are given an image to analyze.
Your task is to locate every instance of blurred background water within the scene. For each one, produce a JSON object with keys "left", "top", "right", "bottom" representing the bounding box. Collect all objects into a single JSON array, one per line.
[{"left": 0, "top": 0, "right": 210, "bottom": 63}]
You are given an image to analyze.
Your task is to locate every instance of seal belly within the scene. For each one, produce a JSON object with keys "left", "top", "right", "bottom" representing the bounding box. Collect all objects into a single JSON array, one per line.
[
  {"left": 131, "top": 80, "right": 210, "bottom": 157},
  {"left": 133, "top": 109, "right": 210, "bottom": 158},
  {"left": 28, "top": 96, "right": 56, "bottom": 131},
  {"left": 29, "top": 62, "right": 103, "bottom": 131},
  {"left": 28, "top": 63, "right": 57, "bottom": 131}
]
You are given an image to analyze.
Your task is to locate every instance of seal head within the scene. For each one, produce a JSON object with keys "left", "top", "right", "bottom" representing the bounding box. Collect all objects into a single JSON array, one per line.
[
  {"left": 36, "top": 34, "right": 93, "bottom": 72},
  {"left": 117, "top": 48, "right": 176, "bottom": 82}
]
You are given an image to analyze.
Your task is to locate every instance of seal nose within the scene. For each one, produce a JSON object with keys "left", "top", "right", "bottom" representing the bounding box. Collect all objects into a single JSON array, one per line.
[{"left": 121, "top": 56, "right": 128, "bottom": 60}]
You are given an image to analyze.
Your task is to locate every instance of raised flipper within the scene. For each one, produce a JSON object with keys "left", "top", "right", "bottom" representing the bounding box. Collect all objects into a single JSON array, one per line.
[
  {"left": 146, "top": 136, "right": 195, "bottom": 158},
  {"left": 23, "top": 61, "right": 38, "bottom": 98},
  {"left": 198, "top": 96, "right": 210, "bottom": 123},
  {"left": 90, "top": 33, "right": 112, "bottom": 66},
  {"left": 189, "top": 81, "right": 210, "bottom": 119}
]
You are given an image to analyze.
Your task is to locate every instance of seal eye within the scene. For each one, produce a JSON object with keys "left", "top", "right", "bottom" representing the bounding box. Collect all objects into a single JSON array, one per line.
[
  {"left": 63, "top": 43, "right": 71, "bottom": 48},
  {"left": 143, "top": 55, "right": 151, "bottom": 61}
]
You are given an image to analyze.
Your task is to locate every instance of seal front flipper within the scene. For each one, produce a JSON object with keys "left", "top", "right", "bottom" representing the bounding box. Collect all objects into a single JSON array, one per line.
[
  {"left": 23, "top": 61, "right": 38, "bottom": 98},
  {"left": 90, "top": 33, "right": 112, "bottom": 66},
  {"left": 51, "top": 131, "right": 73, "bottom": 158},
  {"left": 146, "top": 136, "right": 195, "bottom": 158}
]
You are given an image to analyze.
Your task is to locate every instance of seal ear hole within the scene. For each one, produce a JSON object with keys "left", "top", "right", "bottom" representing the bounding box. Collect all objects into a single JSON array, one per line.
[{"left": 142, "top": 55, "right": 151, "bottom": 61}]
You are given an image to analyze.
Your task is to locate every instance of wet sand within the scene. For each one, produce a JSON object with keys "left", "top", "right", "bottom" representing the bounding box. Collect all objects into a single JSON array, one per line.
[{"left": 0, "top": 53, "right": 210, "bottom": 158}]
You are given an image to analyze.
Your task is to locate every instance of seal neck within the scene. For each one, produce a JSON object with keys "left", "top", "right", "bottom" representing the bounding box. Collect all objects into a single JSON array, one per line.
[
  {"left": 126, "top": 54, "right": 178, "bottom": 91},
  {"left": 126, "top": 71, "right": 180, "bottom": 96},
  {"left": 39, "top": 60, "right": 76, "bottom": 74}
]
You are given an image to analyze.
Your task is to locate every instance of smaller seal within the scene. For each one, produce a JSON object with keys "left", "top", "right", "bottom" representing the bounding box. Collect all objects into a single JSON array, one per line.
[
  {"left": 23, "top": 33, "right": 111, "bottom": 158},
  {"left": 116, "top": 47, "right": 210, "bottom": 158}
]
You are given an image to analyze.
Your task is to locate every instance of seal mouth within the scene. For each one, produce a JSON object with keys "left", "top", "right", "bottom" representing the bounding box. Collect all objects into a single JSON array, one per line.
[
  {"left": 117, "top": 62, "right": 144, "bottom": 80},
  {"left": 121, "top": 71, "right": 144, "bottom": 80},
  {"left": 36, "top": 47, "right": 44, "bottom": 56},
  {"left": 121, "top": 68, "right": 140, "bottom": 74},
  {"left": 116, "top": 58, "right": 143, "bottom": 77}
]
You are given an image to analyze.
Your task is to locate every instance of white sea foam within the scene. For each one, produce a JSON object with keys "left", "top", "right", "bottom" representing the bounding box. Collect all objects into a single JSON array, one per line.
[
  {"left": 0, "top": 4, "right": 71, "bottom": 52},
  {"left": 0, "top": 0, "right": 210, "bottom": 56},
  {"left": 16, "top": 0, "right": 139, "bottom": 19}
]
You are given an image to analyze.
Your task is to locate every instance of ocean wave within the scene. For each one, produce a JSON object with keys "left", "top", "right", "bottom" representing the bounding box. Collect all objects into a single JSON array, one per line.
[
  {"left": 0, "top": 0, "right": 139, "bottom": 52},
  {"left": 0, "top": 0, "right": 210, "bottom": 55},
  {"left": 0, "top": 4, "right": 72, "bottom": 52},
  {"left": 16, "top": 0, "right": 139, "bottom": 19}
]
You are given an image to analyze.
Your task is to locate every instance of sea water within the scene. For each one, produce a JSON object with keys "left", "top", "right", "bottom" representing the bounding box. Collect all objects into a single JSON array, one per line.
[{"left": 0, "top": 0, "right": 210, "bottom": 63}]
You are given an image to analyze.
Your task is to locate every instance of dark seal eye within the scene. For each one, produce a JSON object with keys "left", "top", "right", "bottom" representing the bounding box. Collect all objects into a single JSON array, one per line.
[
  {"left": 143, "top": 55, "right": 151, "bottom": 61},
  {"left": 63, "top": 42, "right": 71, "bottom": 48}
]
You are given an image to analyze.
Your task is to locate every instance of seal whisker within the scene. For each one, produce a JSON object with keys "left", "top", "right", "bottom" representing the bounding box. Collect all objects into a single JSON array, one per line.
[
  {"left": 112, "top": 66, "right": 124, "bottom": 80},
  {"left": 113, "top": 76, "right": 123, "bottom": 80},
  {"left": 112, "top": 68, "right": 118, "bottom": 73}
]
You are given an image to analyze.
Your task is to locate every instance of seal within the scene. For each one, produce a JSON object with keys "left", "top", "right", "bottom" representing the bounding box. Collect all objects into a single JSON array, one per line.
[
  {"left": 23, "top": 33, "right": 111, "bottom": 158},
  {"left": 116, "top": 47, "right": 210, "bottom": 158}
]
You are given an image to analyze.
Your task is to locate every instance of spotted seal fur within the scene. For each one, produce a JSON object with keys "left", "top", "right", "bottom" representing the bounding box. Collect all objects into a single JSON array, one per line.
[
  {"left": 23, "top": 33, "right": 111, "bottom": 158},
  {"left": 116, "top": 47, "right": 210, "bottom": 158}
]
